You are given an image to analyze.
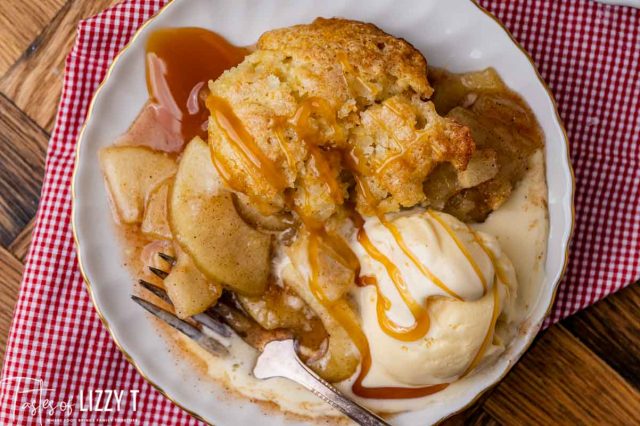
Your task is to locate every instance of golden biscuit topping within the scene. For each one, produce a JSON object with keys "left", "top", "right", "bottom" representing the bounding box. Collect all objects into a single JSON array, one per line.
[
  {"left": 207, "top": 18, "right": 474, "bottom": 222},
  {"left": 103, "top": 23, "right": 545, "bottom": 403}
]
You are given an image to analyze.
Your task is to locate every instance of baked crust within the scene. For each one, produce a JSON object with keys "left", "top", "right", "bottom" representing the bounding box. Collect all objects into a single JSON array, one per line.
[{"left": 208, "top": 18, "right": 474, "bottom": 220}]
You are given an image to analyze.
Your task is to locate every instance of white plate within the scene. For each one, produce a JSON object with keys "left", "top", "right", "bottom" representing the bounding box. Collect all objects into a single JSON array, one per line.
[
  {"left": 596, "top": 0, "right": 640, "bottom": 8},
  {"left": 72, "top": 0, "right": 574, "bottom": 424}
]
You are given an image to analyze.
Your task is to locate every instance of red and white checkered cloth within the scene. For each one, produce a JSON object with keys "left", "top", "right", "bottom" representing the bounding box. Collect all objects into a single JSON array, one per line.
[{"left": 1, "top": 0, "right": 638, "bottom": 424}]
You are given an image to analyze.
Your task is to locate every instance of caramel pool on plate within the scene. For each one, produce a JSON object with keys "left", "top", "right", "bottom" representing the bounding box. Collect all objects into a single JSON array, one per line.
[{"left": 145, "top": 27, "right": 249, "bottom": 141}]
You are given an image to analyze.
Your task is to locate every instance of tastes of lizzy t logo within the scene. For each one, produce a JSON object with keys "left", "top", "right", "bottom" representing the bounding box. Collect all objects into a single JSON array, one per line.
[{"left": 0, "top": 377, "right": 140, "bottom": 425}]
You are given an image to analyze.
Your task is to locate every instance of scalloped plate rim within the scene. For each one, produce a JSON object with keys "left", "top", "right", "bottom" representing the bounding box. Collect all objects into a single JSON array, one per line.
[{"left": 72, "top": 0, "right": 574, "bottom": 424}]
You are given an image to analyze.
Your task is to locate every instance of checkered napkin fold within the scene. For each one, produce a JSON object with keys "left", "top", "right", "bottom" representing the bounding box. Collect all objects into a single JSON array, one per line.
[{"left": 1, "top": 0, "right": 638, "bottom": 424}]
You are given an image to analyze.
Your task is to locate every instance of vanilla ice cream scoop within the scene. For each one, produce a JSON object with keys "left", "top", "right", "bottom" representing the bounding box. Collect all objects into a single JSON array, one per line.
[{"left": 351, "top": 210, "right": 517, "bottom": 387}]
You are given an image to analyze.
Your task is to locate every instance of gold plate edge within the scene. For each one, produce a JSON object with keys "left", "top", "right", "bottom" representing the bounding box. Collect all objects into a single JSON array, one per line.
[
  {"left": 435, "top": 1, "right": 576, "bottom": 423},
  {"left": 69, "top": 0, "right": 577, "bottom": 424},
  {"left": 70, "top": 1, "right": 213, "bottom": 425}
]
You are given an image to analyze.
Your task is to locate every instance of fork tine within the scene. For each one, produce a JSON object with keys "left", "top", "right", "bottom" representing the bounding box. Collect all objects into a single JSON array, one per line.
[
  {"left": 211, "top": 301, "right": 291, "bottom": 351},
  {"left": 131, "top": 295, "right": 228, "bottom": 356},
  {"left": 158, "top": 252, "right": 177, "bottom": 266},
  {"left": 138, "top": 279, "right": 171, "bottom": 303},
  {"left": 193, "top": 312, "right": 232, "bottom": 337},
  {"left": 148, "top": 266, "right": 169, "bottom": 279},
  {"left": 137, "top": 280, "right": 231, "bottom": 337}
]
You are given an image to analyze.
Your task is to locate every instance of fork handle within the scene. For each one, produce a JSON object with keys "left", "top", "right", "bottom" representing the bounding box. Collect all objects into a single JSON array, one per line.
[{"left": 253, "top": 339, "right": 391, "bottom": 426}]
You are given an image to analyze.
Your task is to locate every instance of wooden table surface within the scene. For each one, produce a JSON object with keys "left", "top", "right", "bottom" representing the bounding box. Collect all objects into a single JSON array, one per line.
[{"left": 0, "top": 1, "right": 638, "bottom": 425}]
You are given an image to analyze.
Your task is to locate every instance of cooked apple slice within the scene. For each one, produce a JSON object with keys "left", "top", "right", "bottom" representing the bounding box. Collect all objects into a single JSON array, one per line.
[
  {"left": 172, "top": 136, "right": 223, "bottom": 196},
  {"left": 238, "top": 283, "right": 323, "bottom": 329},
  {"left": 164, "top": 249, "right": 222, "bottom": 318},
  {"left": 238, "top": 285, "right": 303, "bottom": 330},
  {"left": 283, "top": 237, "right": 360, "bottom": 382},
  {"left": 169, "top": 137, "right": 272, "bottom": 296},
  {"left": 141, "top": 180, "right": 172, "bottom": 239},
  {"left": 457, "top": 148, "right": 498, "bottom": 188},
  {"left": 100, "top": 146, "right": 177, "bottom": 223},
  {"left": 238, "top": 283, "right": 329, "bottom": 361},
  {"left": 172, "top": 194, "right": 272, "bottom": 296},
  {"left": 430, "top": 67, "right": 505, "bottom": 115},
  {"left": 232, "top": 193, "right": 294, "bottom": 232}
]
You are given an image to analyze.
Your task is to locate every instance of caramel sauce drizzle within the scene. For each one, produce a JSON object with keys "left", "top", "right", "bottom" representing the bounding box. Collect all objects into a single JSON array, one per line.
[
  {"left": 348, "top": 170, "right": 434, "bottom": 342},
  {"left": 289, "top": 97, "right": 345, "bottom": 203},
  {"left": 469, "top": 228, "right": 511, "bottom": 286},
  {"left": 196, "top": 40, "right": 504, "bottom": 398},
  {"left": 145, "top": 27, "right": 248, "bottom": 142},
  {"left": 209, "top": 142, "right": 241, "bottom": 190},
  {"left": 305, "top": 191, "right": 500, "bottom": 398},
  {"left": 207, "top": 96, "right": 287, "bottom": 191},
  {"left": 351, "top": 164, "right": 462, "bottom": 301},
  {"left": 291, "top": 123, "right": 446, "bottom": 397},
  {"left": 306, "top": 224, "right": 448, "bottom": 399},
  {"left": 208, "top": 90, "right": 501, "bottom": 399},
  {"left": 342, "top": 151, "right": 500, "bottom": 398},
  {"left": 298, "top": 211, "right": 360, "bottom": 274},
  {"left": 336, "top": 51, "right": 379, "bottom": 98},
  {"left": 427, "top": 210, "right": 489, "bottom": 294},
  {"left": 462, "top": 281, "right": 500, "bottom": 376},
  {"left": 336, "top": 54, "right": 412, "bottom": 177},
  {"left": 373, "top": 98, "right": 426, "bottom": 176},
  {"left": 353, "top": 212, "right": 431, "bottom": 342},
  {"left": 367, "top": 111, "right": 406, "bottom": 175},
  {"left": 384, "top": 219, "right": 464, "bottom": 300},
  {"left": 273, "top": 127, "right": 297, "bottom": 172}
]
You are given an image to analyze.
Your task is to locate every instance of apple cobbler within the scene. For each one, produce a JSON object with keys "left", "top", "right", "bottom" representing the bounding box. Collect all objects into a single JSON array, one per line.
[{"left": 100, "top": 18, "right": 545, "bottom": 416}]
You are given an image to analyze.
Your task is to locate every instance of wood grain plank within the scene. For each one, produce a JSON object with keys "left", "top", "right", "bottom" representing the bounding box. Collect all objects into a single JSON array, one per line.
[
  {"left": 483, "top": 325, "right": 640, "bottom": 425},
  {"left": 8, "top": 216, "right": 36, "bottom": 261},
  {"left": 0, "top": 0, "right": 66, "bottom": 76},
  {"left": 0, "top": 1, "right": 637, "bottom": 423},
  {"left": 0, "top": 246, "right": 23, "bottom": 367},
  {"left": 0, "top": 94, "right": 47, "bottom": 246},
  {"left": 0, "top": 0, "right": 121, "bottom": 132},
  {"left": 462, "top": 409, "right": 501, "bottom": 426},
  {"left": 443, "top": 400, "right": 500, "bottom": 426},
  {"left": 563, "top": 282, "right": 640, "bottom": 390}
]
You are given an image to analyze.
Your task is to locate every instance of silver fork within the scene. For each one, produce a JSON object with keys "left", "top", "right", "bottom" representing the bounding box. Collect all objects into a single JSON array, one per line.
[{"left": 133, "top": 255, "right": 391, "bottom": 426}]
